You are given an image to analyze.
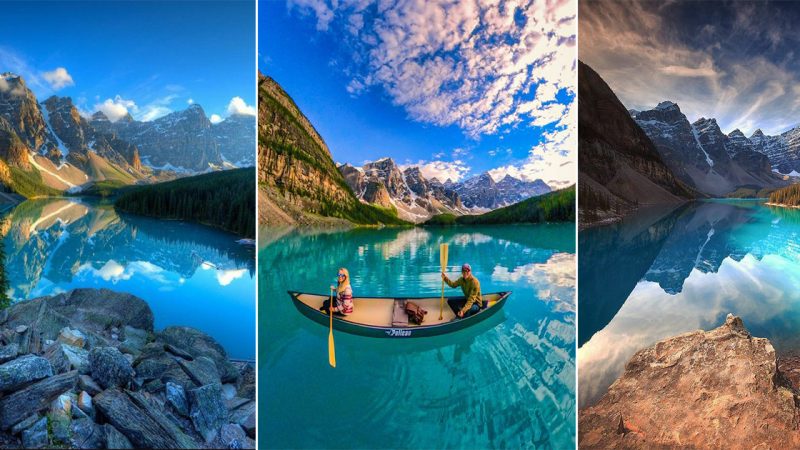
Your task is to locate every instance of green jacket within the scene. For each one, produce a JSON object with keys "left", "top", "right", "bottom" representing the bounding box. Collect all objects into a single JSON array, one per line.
[{"left": 444, "top": 275, "right": 482, "bottom": 315}]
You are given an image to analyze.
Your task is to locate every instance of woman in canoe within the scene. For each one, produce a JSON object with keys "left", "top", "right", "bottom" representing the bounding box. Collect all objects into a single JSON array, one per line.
[
  {"left": 442, "top": 263, "right": 482, "bottom": 318},
  {"left": 320, "top": 267, "right": 354, "bottom": 316}
]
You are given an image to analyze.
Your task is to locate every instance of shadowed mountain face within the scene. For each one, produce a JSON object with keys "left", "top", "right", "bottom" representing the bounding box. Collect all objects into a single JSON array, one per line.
[
  {"left": 632, "top": 104, "right": 786, "bottom": 196},
  {"left": 578, "top": 61, "right": 693, "bottom": 228}
]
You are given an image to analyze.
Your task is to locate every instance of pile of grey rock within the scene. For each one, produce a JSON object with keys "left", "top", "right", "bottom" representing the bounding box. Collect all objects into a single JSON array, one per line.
[{"left": 0, "top": 288, "right": 255, "bottom": 449}]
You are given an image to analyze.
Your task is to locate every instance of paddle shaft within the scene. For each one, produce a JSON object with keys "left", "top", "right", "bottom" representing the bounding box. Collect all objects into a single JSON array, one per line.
[
  {"left": 439, "top": 244, "right": 448, "bottom": 320},
  {"left": 328, "top": 288, "right": 336, "bottom": 368}
]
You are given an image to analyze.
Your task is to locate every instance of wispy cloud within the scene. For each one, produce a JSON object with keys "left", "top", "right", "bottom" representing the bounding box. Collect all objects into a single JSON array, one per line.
[
  {"left": 287, "top": 0, "right": 575, "bottom": 138},
  {"left": 580, "top": 1, "right": 800, "bottom": 135}
]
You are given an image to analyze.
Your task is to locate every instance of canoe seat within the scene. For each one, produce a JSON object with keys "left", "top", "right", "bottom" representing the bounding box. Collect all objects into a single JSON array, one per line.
[{"left": 392, "top": 300, "right": 409, "bottom": 327}]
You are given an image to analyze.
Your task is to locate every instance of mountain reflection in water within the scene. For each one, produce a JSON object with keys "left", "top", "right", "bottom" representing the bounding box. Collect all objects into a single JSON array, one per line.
[
  {"left": 579, "top": 200, "right": 800, "bottom": 408},
  {"left": 2, "top": 198, "right": 255, "bottom": 359}
]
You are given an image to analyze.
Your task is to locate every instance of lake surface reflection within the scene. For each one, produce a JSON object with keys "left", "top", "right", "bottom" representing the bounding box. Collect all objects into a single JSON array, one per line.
[
  {"left": 579, "top": 200, "right": 800, "bottom": 407},
  {"left": 2, "top": 198, "right": 255, "bottom": 359}
]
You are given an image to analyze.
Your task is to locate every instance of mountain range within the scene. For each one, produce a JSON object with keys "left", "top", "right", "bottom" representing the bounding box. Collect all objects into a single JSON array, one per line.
[
  {"left": 0, "top": 72, "right": 254, "bottom": 197},
  {"left": 259, "top": 72, "right": 552, "bottom": 226},
  {"left": 338, "top": 159, "right": 550, "bottom": 222},
  {"left": 578, "top": 61, "right": 791, "bottom": 228},
  {"left": 631, "top": 102, "right": 785, "bottom": 197}
]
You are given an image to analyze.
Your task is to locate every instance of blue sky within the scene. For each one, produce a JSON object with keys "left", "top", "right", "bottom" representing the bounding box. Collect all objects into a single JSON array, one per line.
[
  {"left": 581, "top": 1, "right": 800, "bottom": 136},
  {"left": 260, "top": 0, "right": 576, "bottom": 187},
  {"left": 1, "top": 1, "right": 255, "bottom": 124}
]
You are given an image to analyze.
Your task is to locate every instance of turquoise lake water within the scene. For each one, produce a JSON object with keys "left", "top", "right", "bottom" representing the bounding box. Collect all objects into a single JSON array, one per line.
[
  {"left": 259, "top": 224, "right": 576, "bottom": 449},
  {"left": 1, "top": 198, "right": 255, "bottom": 360},
  {"left": 579, "top": 200, "right": 800, "bottom": 407}
]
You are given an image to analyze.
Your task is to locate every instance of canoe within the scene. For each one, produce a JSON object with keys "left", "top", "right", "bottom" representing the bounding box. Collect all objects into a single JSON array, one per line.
[{"left": 288, "top": 291, "right": 511, "bottom": 338}]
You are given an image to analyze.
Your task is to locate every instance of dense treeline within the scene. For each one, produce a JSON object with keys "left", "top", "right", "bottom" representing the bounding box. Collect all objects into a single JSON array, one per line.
[
  {"left": 115, "top": 168, "right": 255, "bottom": 238},
  {"left": 768, "top": 183, "right": 800, "bottom": 207},
  {"left": 426, "top": 185, "right": 576, "bottom": 225}
]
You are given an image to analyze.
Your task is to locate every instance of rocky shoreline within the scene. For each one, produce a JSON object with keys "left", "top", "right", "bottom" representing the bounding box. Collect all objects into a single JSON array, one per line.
[
  {"left": 0, "top": 288, "right": 255, "bottom": 449},
  {"left": 579, "top": 314, "right": 800, "bottom": 449}
]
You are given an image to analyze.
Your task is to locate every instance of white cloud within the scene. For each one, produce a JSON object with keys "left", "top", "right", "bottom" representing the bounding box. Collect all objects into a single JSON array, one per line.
[
  {"left": 227, "top": 96, "right": 256, "bottom": 116},
  {"left": 41, "top": 67, "right": 74, "bottom": 90},
  {"left": 488, "top": 103, "right": 576, "bottom": 188},
  {"left": 78, "top": 260, "right": 168, "bottom": 284},
  {"left": 94, "top": 95, "right": 137, "bottom": 122},
  {"left": 216, "top": 268, "right": 248, "bottom": 287},
  {"left": 209, "top": 114, "right": 223, "bottom": 124},
  {"left": 290, "top": 0, "right": 576, "bottom": 137},
  {"left": 401, "top": 159, "right": 471, "bottom": 182}
]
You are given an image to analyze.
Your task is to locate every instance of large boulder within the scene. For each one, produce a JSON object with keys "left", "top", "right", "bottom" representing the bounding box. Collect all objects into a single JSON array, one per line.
[
  {"left": 89, "top": 347, "right": 134, "bottom": 390},
  {"left": 0, "top": 289, "right": 154, "bottom": 348},
  {"left": 0, "top": 355, "right": 53, "bottom": 392},
  {"left": 579, "top": 314, "right": 800, "bottom": 449},
  {"left": 157, "top": 327, "right": 239, "bottom": 383}
]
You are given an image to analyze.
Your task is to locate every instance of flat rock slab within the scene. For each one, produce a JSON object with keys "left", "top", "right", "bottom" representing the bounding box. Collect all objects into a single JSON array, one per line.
[
  {"left": 188, "top": 383, "right": 228, "bottom": 443},
  {"left": 94, "top": 388, "right": 199, "bottom": 449},
  {"left": 0, "top": 355, "right": 53, "bottom": 392},
  {"left": 579, "top": 314, "right": 800, "bottom": 449},
  {"left": 0, "top": 370, "right": 78, "bottom": 430}
]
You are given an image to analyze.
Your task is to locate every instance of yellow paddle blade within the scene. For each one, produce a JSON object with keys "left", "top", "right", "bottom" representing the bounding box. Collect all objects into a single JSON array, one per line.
[
  {"left": 440, "top": 243, "right": 449, "bottom": 271},
  {"left": 328, "top": 330, "right": 336, "bottom": 368}
]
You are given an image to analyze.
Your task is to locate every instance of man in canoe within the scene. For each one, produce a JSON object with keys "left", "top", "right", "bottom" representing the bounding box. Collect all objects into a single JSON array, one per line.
[
  {"left": 442, "top": 263, "right": 482, "bottom": 318},
  {"left": 320, "top": 267, "right": 354, "bottom": 316}
]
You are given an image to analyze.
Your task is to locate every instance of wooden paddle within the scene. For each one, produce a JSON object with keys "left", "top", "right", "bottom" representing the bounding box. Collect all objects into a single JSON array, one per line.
[
  {"left": 439, "top": 243, "right": 449, "bottom": 320},
  {"left": 328, "top": 287, "right": 336, "bottom": 368}
]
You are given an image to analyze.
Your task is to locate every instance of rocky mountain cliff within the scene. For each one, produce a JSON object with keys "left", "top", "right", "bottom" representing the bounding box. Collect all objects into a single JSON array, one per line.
[
  {"left": 338, "top": 158, "right": 467, "bottom": 223},
  {"left": 579, "top": 314, "right": 800, "bottom": 449},
  {"left": 578, "top": 61, "right": 694, "bottom": 228},
  {"left": 452, "top": 172, "right": 550, "bottom": 209},
  {"left": 258, "top": 72, "right": 405, "bottom": 226},
  {"left": 92, "top": 105, "right": 224, "bottom": 172},
  {"left": 749, "top": 126, "right": 800, "bottom": 175},
  {"left": 213, "top": 114, "right": 256, "bottom": 167},
  {"left": 632, "top": 103, "right": 785, "bottom": 196}
]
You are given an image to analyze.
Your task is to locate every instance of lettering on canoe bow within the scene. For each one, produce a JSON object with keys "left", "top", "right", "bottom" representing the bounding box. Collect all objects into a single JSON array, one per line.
[{"left": 386, "top": 329, "right": 412, "bottom": 337}]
